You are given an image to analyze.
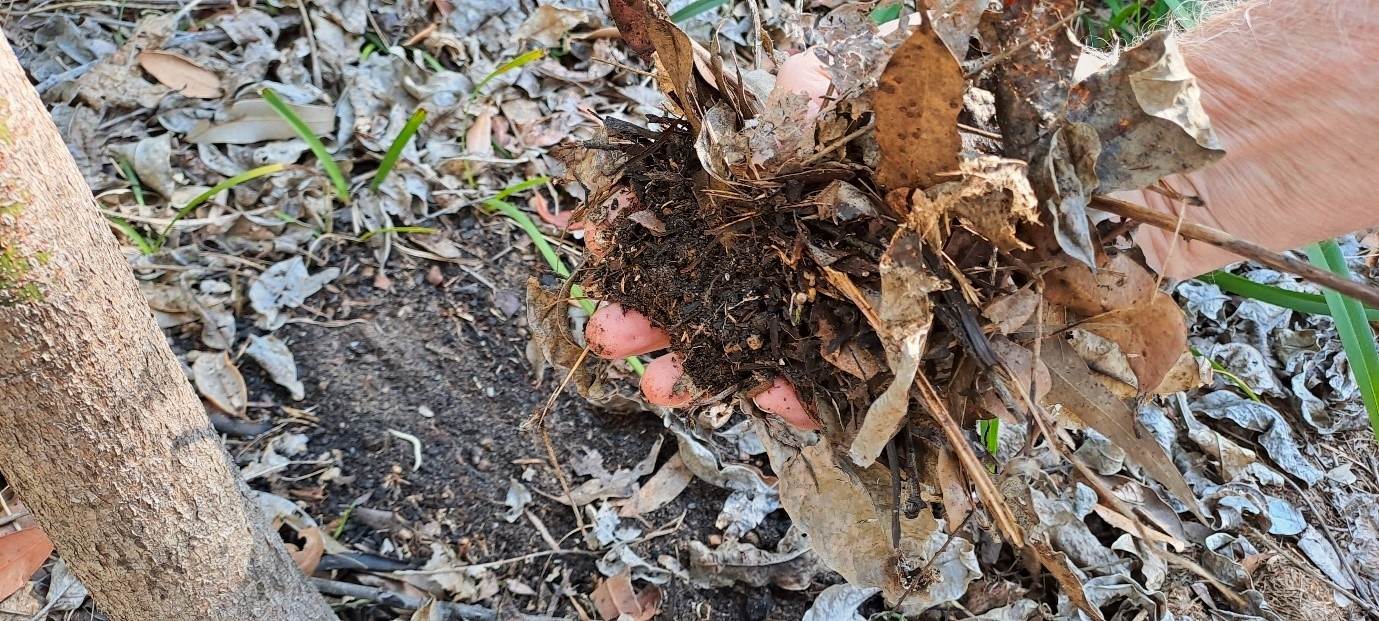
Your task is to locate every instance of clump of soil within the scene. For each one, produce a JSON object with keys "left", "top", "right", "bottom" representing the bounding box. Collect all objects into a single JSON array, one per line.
[{"left": 581, "top": 121, "right": 837, "bottom": 395}]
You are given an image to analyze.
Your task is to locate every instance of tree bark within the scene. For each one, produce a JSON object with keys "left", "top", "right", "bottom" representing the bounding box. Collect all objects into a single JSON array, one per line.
[{"left": 0, "top": 34, "right": 337, "bottom": 621}]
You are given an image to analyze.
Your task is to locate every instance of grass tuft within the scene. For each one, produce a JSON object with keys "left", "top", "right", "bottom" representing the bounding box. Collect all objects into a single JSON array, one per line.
[
  {"left": 371, "top": 108, "right": 428, "bottom": 191},
  {"left": 260, "top": 88, "right": 350, "bottom": 203},
  {"left": 473, "top": 50, "right": 546, "bottom": 96},
  {"left": 1306, "top": 240, "right": 1379, "bottom": 439}
]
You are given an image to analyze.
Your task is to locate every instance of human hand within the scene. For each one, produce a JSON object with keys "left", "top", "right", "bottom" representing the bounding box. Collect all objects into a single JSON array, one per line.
[{"left": 1120, "top": 1, "right": 1379, "bottom": 278}]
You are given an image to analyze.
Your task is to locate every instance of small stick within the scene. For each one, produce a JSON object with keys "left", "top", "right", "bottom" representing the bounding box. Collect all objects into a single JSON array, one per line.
[
  {"left": 310, "top": 577, "right": 564, "bottom": 621},
  {"left": 1090, "top": 194, "right": 1379, "bottom": 309},
  {"left": 964, "top": 8, "right": 1088, "bottom": 79}
]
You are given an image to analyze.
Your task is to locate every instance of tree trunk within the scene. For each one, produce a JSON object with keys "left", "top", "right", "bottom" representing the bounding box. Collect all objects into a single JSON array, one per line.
[{"left": 0, "top": 34, "right": 337, "bottom": 621}]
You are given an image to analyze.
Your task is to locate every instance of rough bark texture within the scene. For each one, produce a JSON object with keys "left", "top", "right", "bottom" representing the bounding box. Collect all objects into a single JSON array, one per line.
[{"left": 0, "top": 35, "right": 337, "bottom": 621}]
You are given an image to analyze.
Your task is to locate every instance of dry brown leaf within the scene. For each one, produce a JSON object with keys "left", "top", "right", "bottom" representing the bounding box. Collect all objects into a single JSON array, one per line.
[
  {"left": 851, "top": 229, "right": 942, "bottom": 467},
  {"left": 909, "top": 157, "right": 1039, "bottom": 251},
  {"left": 514, "top": 5, "right": 590, "bottom": 47},
  {"left": 192, "top": 351, "right": 248, "bottom": 416},
  {"left": 1067, "top": 32, "right": 1224, "bottom": 192},
  {"left": 817, "top": 317, "right": 884, "bottom": 380},
  {"left": 619, "top": 453, "right": 692, "bottom": 517},
  {"left": 999, "top": 473, "right": 1103, "bottom": 621},
  {"left": 607, "top": 0, "right": 662, "bottom": 60},
  {"left": 591, "top": 571, "right": 660, "bottom": 621},
  {"left": 287, "top": 526, "right": 325, "bottom": 575},
  {"left": 1151, "top": 350, "right": 1205, "bottom": 394},
  {"left": 763, "top": 424, "right": 980, "bottom": 612},
  {"left": 935, "top": 447, "right": 972, "bottom": 534},
  {"left": 1040, "top": 338, "right": 1207, "bottom": 524},
  {"left": 137, "top": 50, "right": 222, "bottom": 98},
  {"left": 646, "top": 18, "right": 700, "bottom": 131},
  {"left": 0, "top": 528, "right": 52, "bottom": 603},
  {"left": 874, "top": 23, "right": 963, "bottom": 191},
  {"left": 1079, "top": 294, "right": 1188, "bottom": 393},
  {"left": 1043, "top": 253, "right": 1154, "bottom": 316},
  {"left": 982, "top": 289, "right": 1040, "bottom": 335}
]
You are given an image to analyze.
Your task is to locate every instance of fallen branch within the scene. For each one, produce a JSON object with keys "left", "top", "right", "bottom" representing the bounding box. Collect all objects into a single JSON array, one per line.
[
  {"left": 310, "top": 578, "right": 566, "bottom": 621},
  {"left": 1090, "top": 194, "right": 1379, "bottom": 309}
]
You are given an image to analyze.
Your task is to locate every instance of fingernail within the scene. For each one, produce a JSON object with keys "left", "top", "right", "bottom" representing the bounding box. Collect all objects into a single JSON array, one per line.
[
  {"left": 642, "top": 353, "right": 693, "bottom": 407},
  {"left": 585, "top": 303, "right": 671, "bottom": 359},
  {"left": 753, "top": 377, "right": 819, "bottom": 430}
]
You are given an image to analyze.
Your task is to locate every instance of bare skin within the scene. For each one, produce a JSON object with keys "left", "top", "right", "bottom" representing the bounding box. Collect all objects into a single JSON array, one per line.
[{"left": 585, "top": 0, "right": 1379, "bottom": 428}]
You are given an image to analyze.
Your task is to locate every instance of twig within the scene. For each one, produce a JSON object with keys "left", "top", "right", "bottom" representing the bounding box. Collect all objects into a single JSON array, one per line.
[
  {"left": 588, "top": 56, "right": 656, "bottom": 79},
  {"left": 964, "top": 8, "right": 1088, "bottom": 79},
  {"left": 799, "top": 123, "right": 874, "bottom": 166},
  {"left": 1090, "top": 194, "right": 1379, "bottom": 309},
  {"left": 310, "top": 577, "right": 567, "bottom": 621}
]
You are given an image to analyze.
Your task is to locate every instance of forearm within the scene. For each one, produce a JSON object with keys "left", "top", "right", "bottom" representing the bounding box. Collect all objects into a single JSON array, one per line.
[{"left": 1132, "top": 1, "right": 1379, "bottom": 277}]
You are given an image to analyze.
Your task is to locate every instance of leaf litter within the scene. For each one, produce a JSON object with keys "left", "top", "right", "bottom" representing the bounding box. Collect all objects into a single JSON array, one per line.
[{"left": 7, "top": 0, "right": 1379, "bottom": 618}]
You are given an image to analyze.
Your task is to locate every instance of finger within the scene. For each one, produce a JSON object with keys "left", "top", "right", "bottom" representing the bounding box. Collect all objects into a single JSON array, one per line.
[
  {"left": 753, "top": 377, "right": 819, "bottom": 431},
  {"left": 641, "top": 353, "right": 693, "bottom": 407},
  {"left": 584, "top": 189, "right": 638, "bottom": 259},
  {"left": 585, "top": 302, "right": 671, "bottom": 359},
  {"left": 768, "top": 49, "right": 832, "bottom": 123}
]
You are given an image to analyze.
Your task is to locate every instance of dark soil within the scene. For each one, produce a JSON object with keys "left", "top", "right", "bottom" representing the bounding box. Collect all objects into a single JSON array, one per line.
[
  {"left": 581, "top": 121, "right": 842, "bottom": 400},
  {"left": 243, "top": 219, "right": 817, "bottom": 619}
]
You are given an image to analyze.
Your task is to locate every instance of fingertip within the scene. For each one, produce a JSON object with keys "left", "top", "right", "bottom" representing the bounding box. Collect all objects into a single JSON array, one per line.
[
  {"left": 585, "top": 303, "right": 672, "bottom": 359},
  {"left": 642, "top": 353, "right": 693, "bottom": 407},
  {"left": 753, "top": 377, "right": 819, "bottom": 431}
]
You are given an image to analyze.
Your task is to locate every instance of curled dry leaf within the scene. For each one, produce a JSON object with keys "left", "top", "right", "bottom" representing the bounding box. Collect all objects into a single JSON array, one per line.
[
  {"left": 607, "top": 0, "right": 663, "bottom": 60},
  {"left": 1067, "top": 32, "right": 1225, "bottom": 192},
  {"left": 688, "top": 525, "right": 821, "bottom": 590},
  {"left": 1040, "top": 122, "right": 1102, "bottom": 268},
  {"left": 192, "top": 351, "right": 248, "bottom": 417},
  {"left": 245, "top": 334, "right": 306, "bottom": 400},
  {"left": 850, "top": 229, "right": 942, "bottom": 467},
  {"left": 1079, "top": 294, "right": 1189, "bottom": 394},
  {"left": 514, "top": 5, "right": 590, "bottom": 47},
  {"left": 764, "top": 426, "right": 980, "bottom": 613},
  {"left": 983, "top": 289, "right": 1040, "bottom": 336},
  {"left": 619, "top": 453, "right": 692, "bottom": 517},
  {"left": 874, "top": 23, "right": 963, "bottom": 192},
  {"left": 591, "top": 571, "right": 661, "bottom": 621},
  {"left": 137, "top": 50, "right": 222, "bottom": 98},
  {"left": 1040, "top": 338, "right": 1207, "bottom": 524},
  {"left": 908, "top": 157, "right": 1040, "bottom": 252}
]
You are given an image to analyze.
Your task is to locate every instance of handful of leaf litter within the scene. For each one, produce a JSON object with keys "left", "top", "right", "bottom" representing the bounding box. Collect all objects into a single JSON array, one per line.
[{"left": 556, "top": 0, "right": 1228, "bottom": 615}]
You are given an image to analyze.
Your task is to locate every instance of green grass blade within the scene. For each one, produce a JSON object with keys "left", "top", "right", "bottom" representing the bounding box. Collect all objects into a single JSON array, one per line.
[
  {"left": 1199, "top": 270, "right": 1379, "bottom": 322},
  {"left": 156, "top": 163, "right": 285, "bottom": 246},
  {"left": 119, "top": 159, "right": 147, "bottom": 208},
  {"left": 869, "top": 2, "right": 902, "bottom": 24},
  {"left": 260, "top": 88, "right": 350, "bottom": 203},
  {"left": 473, "top": 49, "right": 545, "bottom": 95},
  {"left": 977, "top": 419, "right": 1000, "bottom": 456},
  {"left": 1189, "top": 346, "right": 1262, "bottom": 402},
  {"left": 358, "top": 225, "right": 438, "bottom": 243},
  {"left": 371, "top": 108, "right": 428, "bottom": 190},
  {"left": 106, "top": 215, "right": 158, "bottom": 256},
  {"left": 483, "top": 185, "right": 645, "bottom": 376},
  {"left": 671, "top": 0, "right": 729, "bottom": 22},
  {"left": 1306, "top": 240, "right": 1379, "bottom": 439}
]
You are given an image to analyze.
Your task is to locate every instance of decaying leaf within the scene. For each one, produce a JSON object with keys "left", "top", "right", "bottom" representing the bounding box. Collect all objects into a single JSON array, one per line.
[
  {"left": 874, "top": 22, "right": 963, "bottom": 191},
  {"left": 248, "top": 257, "right": 341, "bottom": 330},
  {"left": 191, "top": 351, "right": 248, "bottom": 416},
  {"left": 245, "top": 335, "right": 306, "bottom": 400},
  {"left": 591, "top": 571, "right": 661, "bottom": 621},
  {"left": 1041, "top": 338, "right": 1207, "bottom": 524},
  {"left": 908, "top": 157, "right": 1040, "bottom": 252},
  {"left": 1067, "top": 32, "right": 1225, "bottom": 192},
  {"left": 764, "top": 426, "right": 980, "bottom": 613},
  {"left": 525, "top": 278, "right": 647, "bottom": 412},
  {"left": 619, "top": 453, "right": 692, "bottom": 517},
  {"left": 1040, "top": 122, "right": 1102, "bottom": 268},
  {"left": 69, "top": 14, "right": 172, "bottom": 108},
  {"left": 562, "top": 437, "right": 663, "bottom": 507},
  {"left": 43, "top": 559, "right": 88, "bottom": 612},
  {"left": 137, "top": 50, "right": 222, "bottom": 98},
  {"left": 983, "top": 289, "right": 1040, "bottom": 336},
  {"left": 1079, "top": 294, "right": 1188, "bottom": 393},
  {"left": 607, "top": 0, "right": 662, "bottom": 60},
  {"left": 931, "top": 0, "right": 989, "bottom": 59},
  {"left": 187, "top": 99, "right": 336, "bottom": 145},
  {"left": 689, "top": 525, "right": 821, "bottom": 590},
  {"left": 801, "top": 584, "right": 881, "bottom": 621},
  {"left": 514, "top": 5, "right": 589, "bottom": 47},
  {"left": 399, "top": 543, "right": 500, "bottom": 602},
  {"left": 851, "top": 229, "right": 942, "bottom": 467}
]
